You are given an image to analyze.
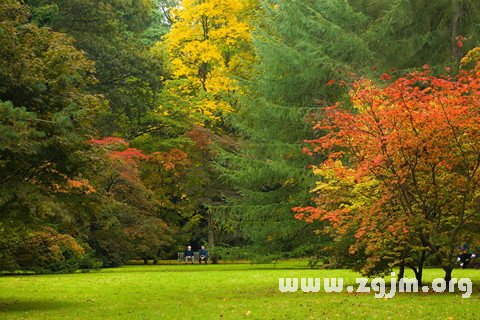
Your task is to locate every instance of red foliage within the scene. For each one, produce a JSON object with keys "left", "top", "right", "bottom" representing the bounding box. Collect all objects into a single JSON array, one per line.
[
  {"left": 380, "top": 73, "right": 392, "bottom": 80},
  {"left": 185, "top": 126, "right": 212, "bottom": 150},
  {"left": 91, "top": 137, "right": 150, "bottom": 185},
  {"left": 297, "top": 57, "right": 480, "bottom": 269},
  {"left": 111, "top": 148, "right": 150, "bottom": 161},
  {"left": 90, "top": 137, "right": 128, "bottom": 146}
]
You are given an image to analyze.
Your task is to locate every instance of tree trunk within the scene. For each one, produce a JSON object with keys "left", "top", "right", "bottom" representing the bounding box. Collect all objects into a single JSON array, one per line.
[
  {"left": 408, "top": 266, "right": 420, "bottom": 284},
  {"left": 418, "top": 250, "right": 427, "bottom": 286},
  {"left": 207, "top": 207, "right": 218, "bottom": 264},
  {"left": 143, "top": 258, "right": 148, "bottom": 265},
  {"left": 207, "top": 207, "right": 214, "bottom": 248},
  {"left": 451, "top": 0, "right": 464, "bottom": 62},
  {"left": 444, "top": 266, "right": 453, "bottom": 282},
  {"left": 412, "top": 250, "right": 427, "bottom": 286},
  {"left": 398, "top": 260, "right": 405, "bottom": 281}
]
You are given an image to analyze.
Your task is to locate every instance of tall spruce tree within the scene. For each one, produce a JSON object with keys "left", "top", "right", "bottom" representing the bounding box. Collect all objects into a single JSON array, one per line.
[{"left": 215, "top": 0, "right": 376, "bottom": 258}]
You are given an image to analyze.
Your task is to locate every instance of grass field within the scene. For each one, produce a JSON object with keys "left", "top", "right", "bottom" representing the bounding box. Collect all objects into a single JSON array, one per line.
[{"left": 0, "top": 261, "right": 479, "bottom": 319}]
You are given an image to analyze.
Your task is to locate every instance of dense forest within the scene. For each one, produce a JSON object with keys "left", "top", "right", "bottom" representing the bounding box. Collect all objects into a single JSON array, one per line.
[{"left": 1, "top": 0, "right": 480, "bottom": 282}]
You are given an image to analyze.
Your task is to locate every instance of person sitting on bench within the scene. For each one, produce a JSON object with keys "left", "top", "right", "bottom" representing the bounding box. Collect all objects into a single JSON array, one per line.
[
  {"left": 458, "top": 249, "right": 476, "bottom": 269},
  {"left": 184, "top": 246, "right": 194, "bottom": 263},
  {"left": 199, "top": 245, "right": 208, "bottom": 264}
]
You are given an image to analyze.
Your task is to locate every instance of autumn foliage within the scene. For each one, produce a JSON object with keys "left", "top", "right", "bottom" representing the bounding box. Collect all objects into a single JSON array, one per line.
[
  {"left": 14, "top": 227, "right": 87, "bottom": 273},
  {"left": 295, "top": 55, "right": 480, "bottom": 277},
  {"left": 163, "top": 0, "right": 255, "bottom": 122}
]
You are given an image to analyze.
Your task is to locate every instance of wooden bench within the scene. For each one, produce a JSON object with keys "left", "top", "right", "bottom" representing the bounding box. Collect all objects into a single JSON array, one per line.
[{"left": 178, "top": 252, "right": 200, "bottom": 263}]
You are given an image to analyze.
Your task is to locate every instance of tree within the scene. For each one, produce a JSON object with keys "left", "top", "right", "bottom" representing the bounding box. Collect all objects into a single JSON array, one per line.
[
  {"left": 0, "top": 0, "right": 104, "bottom": 223},
  {"left": 215, "top": 0, "right": 376, "bottom": 260},
  {"left": 26, "top": 0, "right": 182, "bottom": 141},
  {"left": 0, "top": 1, "right": 112, "bottom": 272},
  {"left": 296, "top": 55, "right": 480, "bottom": 282},
  {"left": 163, "top": 0, "right": 256, "bottom": 124},
  {"left": 87, "top": 137, "right": 176, "bottom": 265},
  {"left": 14, "top": 226, "right": 88, "bottom": 274},
  {"left": 140, "top": 126, "right": 238, "bottom": 256},
  {"left": 141, "top": 0, "right": 181, "bottom": 45},
  {"left": 364, "top": 0, "right": 480, "bottom": 69},
  {"left": 217, "top": 0, "right": 480, "bottom": 263}
]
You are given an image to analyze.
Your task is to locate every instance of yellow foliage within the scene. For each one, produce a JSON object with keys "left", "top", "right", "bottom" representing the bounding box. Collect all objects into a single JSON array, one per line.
[
  {"left": 163, "top": 0, "right": 257, "bottom": 123},
  {"left": 461, "top": 47, "right": 480, "bottom": 70},
  {"left": 311, "top": 160, "right": 380, "bottom": 212}
]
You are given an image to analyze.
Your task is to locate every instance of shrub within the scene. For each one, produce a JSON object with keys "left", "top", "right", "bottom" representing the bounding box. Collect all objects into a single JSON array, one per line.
[{"left": 15, "top": 227, "right": 86, "bottom": 274}]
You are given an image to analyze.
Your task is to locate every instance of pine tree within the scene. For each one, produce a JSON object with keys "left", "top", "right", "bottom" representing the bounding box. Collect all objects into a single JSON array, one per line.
[{"left": 215, "top": 0, "right": 376, "bottom": 258}]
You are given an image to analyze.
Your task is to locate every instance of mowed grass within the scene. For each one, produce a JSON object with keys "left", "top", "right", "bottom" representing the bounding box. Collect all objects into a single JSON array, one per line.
[{"left": 0, "top": 261, "right": 479, "bottom": 319}]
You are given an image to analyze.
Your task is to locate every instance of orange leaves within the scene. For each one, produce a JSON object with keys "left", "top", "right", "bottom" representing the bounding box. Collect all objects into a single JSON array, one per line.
[
  {"left": 293, "top": 207, "right": 328, "bottom": 224},
  {"left": 111, "top": 148, "right": 150, "bottom": 161},
  {"left": 151, "top": 148, "right": 189, "bottom": 172},
  {"left": 185, "top": 126, "right": 213, "bottom": 150},
  {"left": 91, "top": 137, "right": 149, "bottom": 161},
  {"left": 306, "top": 65, "right": 480, "bottom": 185},
  {"left": 297, "top": 56, "right": 480, "bottom": 270},
  {"left": 90, "top": 137, "right": 128, "bottom": 146},
  {"left": 52, "top": 172, "right": 96, "bottom": 195},
  {"left": 91, "top": 136, "right": 191, "bottom": 185},
  {"left": 370, "top": 155, "right": 383, "bottom": 168},
  {"left": 66, "top": 178, "right": 96, "bottom": 194}
]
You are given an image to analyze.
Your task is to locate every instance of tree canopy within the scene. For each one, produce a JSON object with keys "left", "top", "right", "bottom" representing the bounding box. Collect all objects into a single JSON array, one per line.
[{"left": 1, "top": 0, "right": 480, "bottom": 275}]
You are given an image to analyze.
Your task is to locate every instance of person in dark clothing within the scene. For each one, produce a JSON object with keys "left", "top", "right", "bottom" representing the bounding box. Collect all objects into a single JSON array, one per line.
[
  {"left": 458, "top": 249, "right": 476, "bottom": 269},
  {"left": 199, "top": 245, "right": 208, "bottom": 264},
  {"left": 185, "top": 245, "right": 194, "bottom": 263}
]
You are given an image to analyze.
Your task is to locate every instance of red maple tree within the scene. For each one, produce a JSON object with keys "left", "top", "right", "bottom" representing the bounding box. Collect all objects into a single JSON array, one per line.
[{"left": 296, "top": 53, "right": 480, "bottom": 282}]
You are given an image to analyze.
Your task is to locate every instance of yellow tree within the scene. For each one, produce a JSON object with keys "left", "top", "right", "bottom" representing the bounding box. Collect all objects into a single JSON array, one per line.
[{"left": 163, "top": 0, "right": 256, "bottom": 123}]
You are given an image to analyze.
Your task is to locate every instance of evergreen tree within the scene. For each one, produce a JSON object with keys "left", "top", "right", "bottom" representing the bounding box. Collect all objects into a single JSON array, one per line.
[
  {"left": 26, "top": 0, "right": 186, "bottom": 142},
  {"left": 363, "top": 0, "right": 480, "bottom": 70},
  {"left": 217, "top": 0, "right": 480, "bottom": 260},
  {"left": 215, "top": 0, "right": 375, "bottom": 258}
]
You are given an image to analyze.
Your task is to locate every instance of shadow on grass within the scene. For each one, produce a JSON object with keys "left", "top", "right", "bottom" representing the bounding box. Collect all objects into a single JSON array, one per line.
[{"left": 0, "top": 298, "right": 81, "bottom": 313}]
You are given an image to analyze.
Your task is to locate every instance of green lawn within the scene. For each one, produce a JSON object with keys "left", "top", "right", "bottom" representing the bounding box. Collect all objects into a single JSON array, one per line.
[{"left": 0, "top": 261, "right": 479, "bottom": 319}]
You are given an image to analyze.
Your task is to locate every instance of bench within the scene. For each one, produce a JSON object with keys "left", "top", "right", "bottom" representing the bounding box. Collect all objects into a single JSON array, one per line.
[{"left": 178, "top": 252, "right": 200, "bottom": 263}]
